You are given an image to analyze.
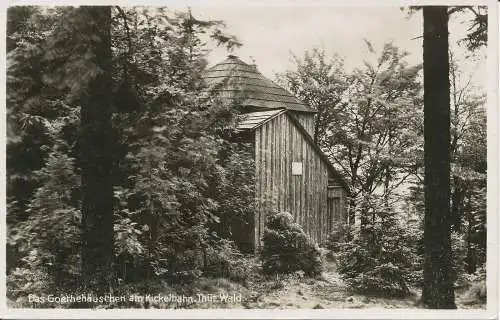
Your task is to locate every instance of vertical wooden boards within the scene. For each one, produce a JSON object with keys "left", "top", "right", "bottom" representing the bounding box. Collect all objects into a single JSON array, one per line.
[
  {"left": 287, "top": 117, "right": 293, "bottom": 214},
  {"left": 295, "top": 123, "right": 302, "bottom": 226},
  {"left": 319, "top": 161, "right": 325, "bottom": 242},
  {"left": 291, "top": 119, "right": 297, "bottom": 222},
  {"left": 263, "top": 122, "right": 270, "bottom": 247},
  {"left": 324, "top": 186, "right": 350, "bottom": 243},
  {"left": 317, "top": 153, "right": 322, "bottom": 242},
  {"left": 254, "top": 129, "right": 261, "bottom": 250},
  {"left": 269, "top": 120, "right": 273, "bottom": 208},
  {"left": 306, "top": 142, "right": 311, "bottom": 240},
  {"left": 274, "top": 116, "right": 280, "bottom": 211},
  {"left": 341, "top": 188, "right": 348, "bottom": 223},
  {"left": 278, "top": 115, "right": 285, "bottom": 212},
  {"left": 306, "top": 116, "right": 314, "bottom": 139},
  {"left": 289, "top": 111, "right": 315, "bottom": 137},
  {"left": 302, "top": 141, "right": 308, "bottom": 239},
  {"left": 313, "top": 145, "right": 318, "bottom": 242},
  {"left": 251, "top": 111, "right": 341, "bottom": 248},
  {"left": 335, "top": 198, "right": 341, "bottom": 225},
  {"left": 308, "top": 142, "right": 314, "bottom": 241},
  {"left": 281, "top": 115, "right": 291, "bottom": 212},
  {"left": 321, "top": 164, "right": 328, "bottom": 242},
  {"left": 267, "top": 120, "right": 272, "bottom": 210},
  {"left": 272, "top": 124, "right": 276, "bottom": 203},
  {"left": 320, "top": 155, "right": 324, "bottom": 242},
  {"left": 335, "top": 192, "right": 340, "bottom": 222},
  {"left": 302, "top": 136, "right": 307, "bottom": 236}
]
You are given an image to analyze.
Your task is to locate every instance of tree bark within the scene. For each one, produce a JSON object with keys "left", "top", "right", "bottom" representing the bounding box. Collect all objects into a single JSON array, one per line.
[
  {"left": 421, "top": 6, "right": 456, "bottom": 309},
  {"left": 80, "top": 6, "right": 115, "bottom": 294}
]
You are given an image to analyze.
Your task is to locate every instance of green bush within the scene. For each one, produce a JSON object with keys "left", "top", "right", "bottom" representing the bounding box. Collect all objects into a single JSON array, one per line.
[
  {"left": 346, "top": 263, "right": 410, "bottom": 297},
  {"left": 7, "top": 151, "right": 82, "bottom": 301},
  {"left": 456, "top": 264, "right": 486, "bottom": 305},
  {"left": 325, "top": 221, "right": 349, "bottom": 254},
  {"left": 461, "top": 266, "right": 486, "bottom": 305},
  {"left": 261, "top": 211, "right": 322, "bottom": 277},
  {"left": 335, "top": 210, "right": 420, "bottom": 298},
  {"left": 7, "top": 267, "right": 53, "bottom": 305},
  {"left": 202, "top": 237, "right": 250, "bottom": 283}
]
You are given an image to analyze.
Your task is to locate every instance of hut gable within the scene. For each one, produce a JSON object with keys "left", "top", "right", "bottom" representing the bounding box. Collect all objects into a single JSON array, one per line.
[{"left": 237, "top": 109, "right": 349, "bottom": 192}]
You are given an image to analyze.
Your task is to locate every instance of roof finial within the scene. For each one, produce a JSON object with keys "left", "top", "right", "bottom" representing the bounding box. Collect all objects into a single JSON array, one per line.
[
  {"left": 227, "top": 54, "right": 238, "bottom": 59},
  {"left": 249, "top": 56, "right": 257, "bottom": 70}
]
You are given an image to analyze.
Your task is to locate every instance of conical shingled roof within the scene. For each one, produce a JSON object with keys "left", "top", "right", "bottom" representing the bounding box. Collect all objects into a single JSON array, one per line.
[{"left": 202, "top": 55, "right": 316, "bottom": 113}]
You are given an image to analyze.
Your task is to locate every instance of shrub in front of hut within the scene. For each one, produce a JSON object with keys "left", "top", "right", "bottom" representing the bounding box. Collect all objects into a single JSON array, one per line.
[
  {"left": 334, "top": 206, "right": 420, "bottom": 298},
  {"left": 261, "top": 211, "right": 322, "bottom": 277}
]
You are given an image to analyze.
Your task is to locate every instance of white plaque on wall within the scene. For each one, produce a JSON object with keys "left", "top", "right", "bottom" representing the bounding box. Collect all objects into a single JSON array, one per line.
[{"left": 292, "top": 162, "right": 303, "bottom": 175}]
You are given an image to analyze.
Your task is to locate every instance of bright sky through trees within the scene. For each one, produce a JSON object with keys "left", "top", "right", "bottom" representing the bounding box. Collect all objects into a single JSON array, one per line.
[{"left": 192, "top": 6, "right": 486, "bottom": 88}]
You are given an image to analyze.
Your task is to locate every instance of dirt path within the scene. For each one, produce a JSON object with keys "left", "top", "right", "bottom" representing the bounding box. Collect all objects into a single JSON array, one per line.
[
  {"left": 187, "top": 259, "right": 483, "bottom": 309},
  {"left": 185, "top": 261, "right": 422, "bottom": 309}
]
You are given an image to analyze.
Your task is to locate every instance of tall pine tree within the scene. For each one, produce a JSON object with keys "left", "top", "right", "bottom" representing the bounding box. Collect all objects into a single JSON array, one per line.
[
  {"left": 421, "top": 6, "right": 456, "bottom": 309},
  {"left": 78, "top": 6, "right": 115, "bottom": 294}
]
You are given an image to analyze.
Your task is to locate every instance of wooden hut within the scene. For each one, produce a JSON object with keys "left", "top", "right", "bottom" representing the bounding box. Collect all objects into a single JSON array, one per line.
[{"left": 203, "top": 55, "right": 349, "bottom": 251}]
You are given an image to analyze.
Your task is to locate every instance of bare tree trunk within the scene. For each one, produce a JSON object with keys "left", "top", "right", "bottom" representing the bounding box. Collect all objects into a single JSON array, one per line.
[
  {"left": 421, "top": 6, "right": 456, "bottom": 309},
  {"left": 80, "top": 6, "right": 115, "bottom": 295}
]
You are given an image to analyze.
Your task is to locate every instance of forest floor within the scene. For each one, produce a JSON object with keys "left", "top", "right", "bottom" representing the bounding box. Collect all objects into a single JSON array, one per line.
[
  {"left": 6, "top": 255, "right": 485, "bottom": 309},
  {"left": 137, "top": 256, "right": 486, "bottom": 310},
  {"left": 188, "top": 259, "right": 421, "bottom": 309}
]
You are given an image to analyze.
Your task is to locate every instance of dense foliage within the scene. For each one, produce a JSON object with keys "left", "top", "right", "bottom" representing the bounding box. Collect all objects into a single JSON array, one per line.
[
  {"left": 6, "top": 5, "right": 253, "bottom": 303},
  {"left": 280, "top": 34, "right": 486, "bottom": 301},
  {"left": 334, "top": 205, "right": 421, "bottom": 298},
  {"left": 261, "top": 211, "right": 323, "bottom": 277}
]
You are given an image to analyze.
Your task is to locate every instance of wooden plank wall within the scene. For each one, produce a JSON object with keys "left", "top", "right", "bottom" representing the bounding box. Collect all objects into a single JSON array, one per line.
[
  {"left": 328, "top": 186, "right": 348, "bottom": 225},
  {"left": 254, "top": 112, "right": 340, "bottom": 248},
  {"left": 289, "top": 111, "right": 315, "bottom": 138}
]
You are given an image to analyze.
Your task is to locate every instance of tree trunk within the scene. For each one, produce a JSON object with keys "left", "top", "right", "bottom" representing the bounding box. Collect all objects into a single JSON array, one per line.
[
  {"left": 348, "top": 197, "right": 356, "bottom": 226},
  {"left": 358, "top": 190, "right": 371, "bottom": 241},
  {"left": 421, "top": 6, "right": 456, "bottom": 309},
  {"left": 80, "top": 6, "right": 115, "bottom": 294}
]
